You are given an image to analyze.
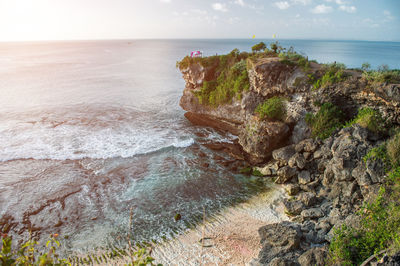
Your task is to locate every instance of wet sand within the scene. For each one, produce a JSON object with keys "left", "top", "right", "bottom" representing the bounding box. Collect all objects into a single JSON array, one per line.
[{"left": 152, "top": 185, "right": 288, "bottom": 265}]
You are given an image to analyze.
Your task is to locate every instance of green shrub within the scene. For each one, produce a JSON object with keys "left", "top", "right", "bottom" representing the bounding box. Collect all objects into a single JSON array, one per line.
[
  {"left": 347, "top": 107, "right": 385, "bottom": 134},
  {"left": 252, "top": 168, "right": 264, "bottom": 177},
  {"left": 387, "top": 132, "right": 400, "bottom": 167},
  {"left": 329, "top": 181, "right": 400, "bottom": 265},
  {"left": 313, "top": 63, "right": 347, "bottom": 89},
  {"left": 255, "top": 96, "right": 286, "bottom": 121},
  {"left": 0, "top": 233, "right": 160, "bottom": 266},
  {"left": 0, "top": 234, "right": 71, "bottom": 265},
  {"left": 252, "top": 42, "right": 266, "bottom": 53},
  {"left": 362, "top": 66, "right": 400, "bottom": 84},
  {"left": 184, "top": 52, "right": 250, "bottom": 107},
  {"left": 305, "top": 103, "right": 344, "bottom": 139},
  {"left": 278, "top": 51, "right": 310, "bottom": 71}
]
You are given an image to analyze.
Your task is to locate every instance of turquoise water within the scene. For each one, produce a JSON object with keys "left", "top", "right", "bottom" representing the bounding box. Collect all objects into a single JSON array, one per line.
[{"left": 0, "top": 39, "right": 398, "bottom": 253}]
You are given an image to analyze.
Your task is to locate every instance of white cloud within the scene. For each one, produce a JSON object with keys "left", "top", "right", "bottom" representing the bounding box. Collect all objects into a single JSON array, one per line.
[
  {"left": 234, "top": 0, "right": 245, "bottom": 6},
  {"left": 384, "top": 10, "right": 395, "bottom": 20},
  {"left": 191, "top": 9, "right": 208, "bottom": 15},
  {"left": 325, "top": 0, "right": 347, "bottom": 4},
  {"left": 311, "top": 4, "right": 333, "bottom": 14},
  {"left": 212, "top": 3, "right": 228, "bottom": 12},
  {"left": 160, "top": 0, "right": 171, "bottom": 3},
  {"left": 274, "top": 1, "right": 290, "bottom": 10},
  {"left": 292, "top": 0, "right": 312, "bottom": 5},
  {"left": 339, "top": 5, "right": 356, "bottom": 13}
]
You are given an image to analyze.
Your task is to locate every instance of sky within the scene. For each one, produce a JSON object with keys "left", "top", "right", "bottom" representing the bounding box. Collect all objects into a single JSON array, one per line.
[{"left": 0, "top": 0, "right": 399, "bottom": 42}]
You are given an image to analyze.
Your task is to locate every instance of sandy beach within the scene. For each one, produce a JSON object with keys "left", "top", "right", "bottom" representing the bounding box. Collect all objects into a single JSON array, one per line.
[{"left": 152, "top": 184, "right": 288, "bottom": 265}]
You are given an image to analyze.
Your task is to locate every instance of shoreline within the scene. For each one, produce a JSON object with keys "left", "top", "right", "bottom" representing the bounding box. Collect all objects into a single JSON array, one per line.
[{"left": 152, "top": 184, "right": 288, "bottom": 265}]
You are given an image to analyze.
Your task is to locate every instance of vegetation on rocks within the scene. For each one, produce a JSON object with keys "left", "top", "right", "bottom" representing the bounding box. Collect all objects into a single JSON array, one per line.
[
  {"left": 177, "top": 49, "right": 251, "bottom": 107},
  {"left": 278, "top": 47, "right": 310, "bottom": 71},
  {"left": 346, "top": 107, "right": 385, "bottom": 134},
  {"left": 255, "top": 96, "right": 286, "bottom": 121},
  {"left": 311, "top": 63, "right": 348, "bottom": 89},
  {"left": 329, "top": 130, "right": 400, "bottom": 265},
  {"left": 251, "top": 42, "right": 266, "bottom": 53},
  {"left": 305, "top": 102, "right": 344, "bottom": 139},
  {"left": 362, "top": 64, "right": 400, "bottom": 84}
]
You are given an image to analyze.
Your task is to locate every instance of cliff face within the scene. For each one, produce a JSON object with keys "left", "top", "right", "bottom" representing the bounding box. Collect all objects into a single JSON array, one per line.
[{"left": 179, "top": 56, "right": 400, "bottom": 164}]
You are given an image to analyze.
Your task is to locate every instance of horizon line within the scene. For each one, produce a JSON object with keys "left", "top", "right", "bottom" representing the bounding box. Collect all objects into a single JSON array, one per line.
[{"left": 1, "top": 37, "right": 400, "bottom": 44}]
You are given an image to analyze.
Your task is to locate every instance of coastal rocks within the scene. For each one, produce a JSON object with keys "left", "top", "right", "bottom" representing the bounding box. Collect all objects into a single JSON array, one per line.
[
  {"left": 184, "top": 112, "right": 241, "bottom": 135},
  {"left": 239, "top": 118, "right": 290, "bottom": 163},
  {"left": 275, "top": 166, "right": 297, "bottom": 184},
  {"left": 297, "top": 247, "right": 328, "bottom": 266},
  {"left": 272, "top": 145, "right": 296, "bottom": 165},
  {"left": 254, "top": 125, "right": 386, "bottom": 264},
  {"left": 257, "top": 222, "right": 302, "bottom": 265},
  {"left": 247, "top": 58, "right": 298, "bottom": 97}
]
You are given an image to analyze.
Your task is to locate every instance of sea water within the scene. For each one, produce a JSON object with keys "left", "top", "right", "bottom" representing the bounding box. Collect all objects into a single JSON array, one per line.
[{"left": 0, "top": 39, "right": 399, "bottom": 254}]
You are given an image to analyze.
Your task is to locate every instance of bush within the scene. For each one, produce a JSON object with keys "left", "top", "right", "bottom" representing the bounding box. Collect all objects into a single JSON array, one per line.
[
  {"left": 255, "top": 96, "right": 286, "bottom": 121},
  {"left": 278, "top": 50, "right": 310, "bottom": 71},
  {"left": 313, "top": 63, "right": 347, "bottom": 89},
  {"left": 347, "top": 107, "right": 385, "bottom": 134},
  {"left": 362, "top": 64, "right": 400, "bottom": 84},
  {"left": 387, "top": 132, "right": 400, "bottom": 167},
  {"left": 252, "top": 42, "right": 266, "bottom": 53},
  {"left": 305, "top": 103, "right": 344, "bottom": 139},
  {"left": 329, "top": 169, "right": 400, "bottom": 265}
]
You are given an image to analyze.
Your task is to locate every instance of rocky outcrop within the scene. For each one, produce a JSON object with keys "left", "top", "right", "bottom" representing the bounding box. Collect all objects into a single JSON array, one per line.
[
  {"left": 251, "top": 125, "right": 388, "bottom": 265},
  {"left": 179, "top": 56, "right": 399, "bottom": 164},
  {"left": 179, "top": 54, "right": 400, "bottom": 264}
]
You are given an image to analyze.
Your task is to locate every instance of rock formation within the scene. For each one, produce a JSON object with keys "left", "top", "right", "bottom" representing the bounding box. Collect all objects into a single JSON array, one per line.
[{"left": 179, "top": 54, "right": 400, "bottom": 265}]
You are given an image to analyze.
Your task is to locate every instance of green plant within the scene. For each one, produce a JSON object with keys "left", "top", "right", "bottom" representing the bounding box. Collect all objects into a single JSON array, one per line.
[
  {"left": 313, "top": 63, "right": 347, "bottom": 89},
  {"left": 252, "top": 42, "right": 266, "bottom": 53},
  {"left": 305, "top": 103, "right": 344, "bottom": 139},
  {"left": 252, "top": 168, "right": 264, "bottom": 177},
  {"left": 361, "top": 62, "right": 371, "bottom": 71},
  {"left": 387, "top": 131, "right": 400, "bottom": 167},
  {"left": 0, "top": 233, "right": 71, "bottom": 265},
  {"left": 240, "top": 166, "right": 252, "bottom": 175},
  {"left": 362, "top": 66, "right": 400, "bottom": 84},
  {"left": 255, "top": 96, "right": 286, "bottom": 121},
  {"left": 346, "top": 107, "right": 385, "bottom": 134}
]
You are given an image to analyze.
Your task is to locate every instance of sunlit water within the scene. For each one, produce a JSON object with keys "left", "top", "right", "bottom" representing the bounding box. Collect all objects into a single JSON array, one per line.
[{"left": 0, "top": 39, "right": 399, "bottom": 255}]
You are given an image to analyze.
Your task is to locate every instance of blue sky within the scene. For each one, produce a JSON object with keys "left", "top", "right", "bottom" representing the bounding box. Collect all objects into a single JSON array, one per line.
[{"left": 0, "top": 0, "right": 399, "bottom": 41}]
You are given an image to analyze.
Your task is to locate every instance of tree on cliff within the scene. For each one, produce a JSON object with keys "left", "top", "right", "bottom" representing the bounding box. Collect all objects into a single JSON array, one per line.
[{"left": 252, "top": 42, "right": 266, "bottom": 53}]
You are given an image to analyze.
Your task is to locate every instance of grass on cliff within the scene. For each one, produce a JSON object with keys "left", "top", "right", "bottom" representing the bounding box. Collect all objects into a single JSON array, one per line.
[
  {"left": 345, "top": 107, "right": 386, "bottom": 134},
  {"left": 305, "top": 102, "right": 345, "bottom": 139},
  {"left": 177, "top": 49, "right": 251, "bottom": 107},
  {"left": 362, "top": 64, "right": 400, "bottom": 84},
  {"left": 278, "top": 47, "right": 311, "bottom": 71},
  {"left": 309, "top": 63, "right": 348, "bottom": 89},
  {"left": 329, "top": 130, "right": 400, "bottom": 265},
  {"left": 255, "top": 96, "right": 286, "bottom": 121}
]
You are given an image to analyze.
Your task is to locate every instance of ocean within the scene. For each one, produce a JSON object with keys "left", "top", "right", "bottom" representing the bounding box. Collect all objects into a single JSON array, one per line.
[{"left": 0, "top": 39, "right": 399, "bottom": 254}]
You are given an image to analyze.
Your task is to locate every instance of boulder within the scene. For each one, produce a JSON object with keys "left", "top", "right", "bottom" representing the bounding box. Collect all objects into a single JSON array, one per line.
[
  {"left": 301, "top": 208, "right": 324, "bottom": 220},
  {"left": 259, "top": 221, "right": 302, "bottom": 249},
  {"left": 239, "top": 119, "right": 290, "bottom": 163},
  {"left": 276, "top": 166, "right": 298, "bottom": 184},
  {"left": 284, "top": 199, "right": 305, "bottom": 216},
  {"left": 299, "top": 192, "right": 318, "bottom": 207},
  {"left": 298, "top": 170, "right": 312, "bottom": 185},
  {"left": 284, "top": 184, "right": 301, "bottom": 196},
  {"left": 272, "top": 145, "right": 296, "bottom": 165},
  {"left": 298, "top": 247, "right": 328, "bottom": 266}
]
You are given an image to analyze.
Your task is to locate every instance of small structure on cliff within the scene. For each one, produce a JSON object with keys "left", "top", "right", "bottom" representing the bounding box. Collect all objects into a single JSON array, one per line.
[{"left": 190, "top": 50, "right": 203, "bottom": 58}]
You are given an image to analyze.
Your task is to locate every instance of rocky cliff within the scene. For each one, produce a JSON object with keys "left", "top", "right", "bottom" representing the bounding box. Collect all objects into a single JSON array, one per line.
[
  {"left": 179, "top": 52, "right": 400, "bottom": 265},
  {"left": 179, "top": 55, "right": 400, "bottom": 163}
]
